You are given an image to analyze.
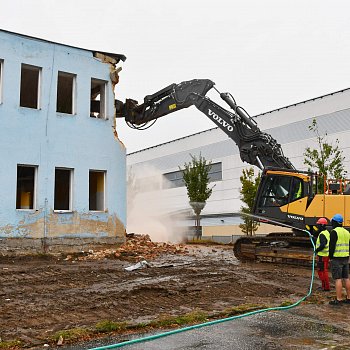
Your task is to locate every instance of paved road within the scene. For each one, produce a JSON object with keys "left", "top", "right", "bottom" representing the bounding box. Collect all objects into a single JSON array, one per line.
[
  {"left": 56, "top": 308, "right": 350, "bottom": 350},
  {"left": 121, "top": 314, "right": 282, "bottom": 350},
  {"left": 119, "top": 311, "right": 326, "bottom": 350}
]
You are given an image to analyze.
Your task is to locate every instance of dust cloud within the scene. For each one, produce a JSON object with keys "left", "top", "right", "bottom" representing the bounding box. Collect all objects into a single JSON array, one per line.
[{"left": 127, "top": 165, "right": 189, "bottom": 243}]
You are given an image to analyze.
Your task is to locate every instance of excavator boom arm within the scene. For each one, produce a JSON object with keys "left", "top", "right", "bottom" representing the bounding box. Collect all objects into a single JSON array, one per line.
[{"left": 116, "top": 79, "right": 294, "bottom": 170}]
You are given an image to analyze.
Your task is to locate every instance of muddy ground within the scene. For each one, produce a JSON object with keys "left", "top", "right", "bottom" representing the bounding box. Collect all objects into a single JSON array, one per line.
[{"left": 1, "top": 237, "right": 350, "bottom": 349}]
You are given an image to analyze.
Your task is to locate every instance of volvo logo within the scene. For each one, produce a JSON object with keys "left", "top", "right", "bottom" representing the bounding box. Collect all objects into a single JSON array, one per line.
[
  {"left": 287, "top": 214, "right": 304, "bottom": 221},
  {"left": 208, "top": 109, "right": 234, "bottom": 132}
]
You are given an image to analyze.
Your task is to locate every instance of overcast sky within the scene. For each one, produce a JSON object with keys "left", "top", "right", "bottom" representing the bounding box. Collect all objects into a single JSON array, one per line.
[{"left": 1, "top": 0, "right": 350, "bottom": 153}]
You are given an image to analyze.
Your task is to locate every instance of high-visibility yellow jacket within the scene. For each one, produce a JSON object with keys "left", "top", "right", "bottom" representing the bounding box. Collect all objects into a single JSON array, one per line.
[
  {"left": 316, "top": 230, "right": 330, "bottom": 257},
  {"left": 333, "top": 227, "right": 350, "bottom": 258}
]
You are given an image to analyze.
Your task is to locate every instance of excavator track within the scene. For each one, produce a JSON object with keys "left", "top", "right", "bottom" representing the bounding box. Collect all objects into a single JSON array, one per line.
[{"left": 233, "top": 234, "right": 314, "bottom": 266}]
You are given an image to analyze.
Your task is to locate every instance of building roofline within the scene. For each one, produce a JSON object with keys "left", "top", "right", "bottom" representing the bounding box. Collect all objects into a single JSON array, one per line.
[
  {"left": 258, "top": 86, "right": 350, "bottom": 117},
  {"left": 0, "top": 28, "right": 127, "bottom": 63},
  {"left": 127, "top": 86, "right": 350, "bottom": 156}
]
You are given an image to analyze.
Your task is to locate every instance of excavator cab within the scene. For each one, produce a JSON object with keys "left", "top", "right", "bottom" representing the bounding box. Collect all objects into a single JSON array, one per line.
[{"left": 254, "top": 169, "right": 315, "bottom": 230}]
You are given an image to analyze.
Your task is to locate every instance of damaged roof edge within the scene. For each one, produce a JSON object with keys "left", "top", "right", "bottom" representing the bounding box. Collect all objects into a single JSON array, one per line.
[
  {"left": 0, "top": 28, "right": 127, "bottom": 63},
  {"left": 92, "top": 50, "right": 126, "bottom": 63}
]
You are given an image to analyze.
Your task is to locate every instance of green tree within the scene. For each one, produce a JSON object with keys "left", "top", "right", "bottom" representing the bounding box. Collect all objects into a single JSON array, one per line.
[
  {"left": 239, "top": 167, "right": 260, "bottom": 236},
  {"left": 180, "top": 154, "right": 213, "bottom": 203},
  {"left": 179, "top": 154, "right": 213, "bottom": 238},
  {"left": 304, "top": 118, "right": 347, "bottom": 192}
]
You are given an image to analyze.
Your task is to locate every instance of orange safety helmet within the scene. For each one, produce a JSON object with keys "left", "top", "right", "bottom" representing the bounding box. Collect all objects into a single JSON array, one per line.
[{"left": 316, "top": 217, "right": 328, "bottom": 225}]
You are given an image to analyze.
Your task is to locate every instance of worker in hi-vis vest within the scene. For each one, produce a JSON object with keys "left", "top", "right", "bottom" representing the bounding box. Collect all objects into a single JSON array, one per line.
[
  {"left": 328, "top": 214, "right": 350, "bottom": 305},
  {"left": 314, "top": 217, "right": 330, "bottom": 291}
]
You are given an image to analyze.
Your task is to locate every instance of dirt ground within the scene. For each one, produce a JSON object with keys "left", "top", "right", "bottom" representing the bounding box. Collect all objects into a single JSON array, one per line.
[{"left": 0, "top": 235, "right": 349, "bottom": 349}]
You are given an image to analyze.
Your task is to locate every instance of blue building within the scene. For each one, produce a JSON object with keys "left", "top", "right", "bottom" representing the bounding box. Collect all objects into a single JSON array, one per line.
[{"left": 0, "top": 30, "right": 127, "bottom": 252}]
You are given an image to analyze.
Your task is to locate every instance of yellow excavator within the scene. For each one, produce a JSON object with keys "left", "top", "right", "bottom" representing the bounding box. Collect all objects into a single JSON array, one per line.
[{"left": 116, "top": 79, "right": 349, "bottom": 265}]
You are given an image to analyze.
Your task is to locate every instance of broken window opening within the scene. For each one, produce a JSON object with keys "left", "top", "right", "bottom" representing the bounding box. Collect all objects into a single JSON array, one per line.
[
  {"left": 54, "top": 168, "right": 73, "bottom": 211},
  {"left": 20, "top": 64, "right": 41, "bottom": 109},
  {"left": 16, "top": 165, "right": 36, "bottom": 210},
  {"left": 56, "top": 71, "right": 75, "bottom": 114},
  {"left": 89, "top": 171, "right": 105, "bottom": 211},
  {"left": 90, "top": 79, "right": 106, "bottom": 119}
]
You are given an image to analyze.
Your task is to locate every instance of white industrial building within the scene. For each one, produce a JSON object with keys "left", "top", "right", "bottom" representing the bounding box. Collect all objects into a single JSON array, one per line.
[{"left": 127, "top": 88, "right": 350, "bottom": 241}]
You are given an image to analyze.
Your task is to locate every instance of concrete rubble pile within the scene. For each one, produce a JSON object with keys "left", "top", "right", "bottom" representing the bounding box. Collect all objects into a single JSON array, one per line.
[{"left": 64, "top": 234, "right": 189, "bottom": 262}]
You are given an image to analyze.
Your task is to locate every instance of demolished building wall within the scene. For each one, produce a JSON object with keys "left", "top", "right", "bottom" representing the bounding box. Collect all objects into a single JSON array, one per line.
[{"left": 0, "top": 30, "right": 127, "bottom": 253}]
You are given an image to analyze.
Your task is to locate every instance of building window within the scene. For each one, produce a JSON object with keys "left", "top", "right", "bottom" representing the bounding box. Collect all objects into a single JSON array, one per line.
[
  {"left": 54, "top": 168, "right": 73, "bottom": 211},
  {"left": 90, "top": 79, "right": 106, "bottom": 118},
  {"left": 16, "top": 165, "right": 36, "bottom": 210},
  {"left": 209, "top": 162, "right": 223, "bottom": 182},
  {"left": 56, "top": 71, "right": 75, "bottom": 114},
  {"left": 89, "top": 171, "right": 105, "bottom": 211},
  {"left": 20, "top": 64, "right": 41, "bottom": 109},
  {"left": 163, "top": 162, "right": 222, "bottom": 189},
  {"left": 163, "top": 170, "right": 185, "bottom": 188},
  {"left": 0, "top": 59, "right": 3, "bottom": 104}
]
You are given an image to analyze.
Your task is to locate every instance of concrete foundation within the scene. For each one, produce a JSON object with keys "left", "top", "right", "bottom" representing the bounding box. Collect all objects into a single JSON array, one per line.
[{"left": 0, "top": 236, "right": 125, "bottom": 256}]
